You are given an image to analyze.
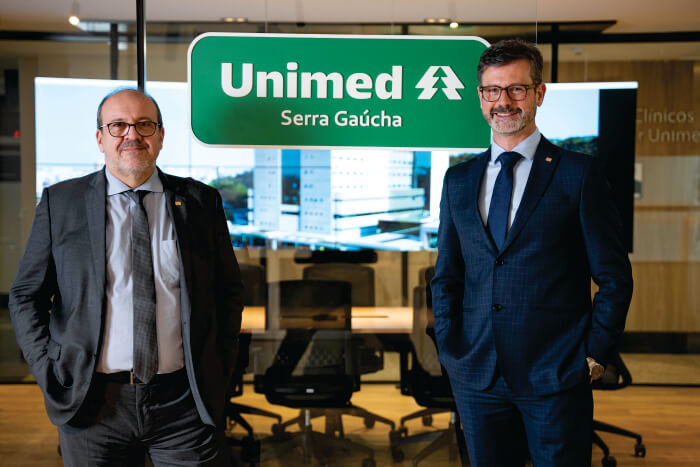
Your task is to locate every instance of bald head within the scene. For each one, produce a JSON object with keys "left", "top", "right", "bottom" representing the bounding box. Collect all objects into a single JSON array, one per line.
[{"left": 97, "top": 88, "right": 163, "bottom": 129}]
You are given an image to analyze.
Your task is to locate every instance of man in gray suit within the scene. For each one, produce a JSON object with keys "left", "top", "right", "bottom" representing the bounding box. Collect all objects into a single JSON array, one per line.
[{"left": 10, "top": 88, "right": 244, "bottom": 466}]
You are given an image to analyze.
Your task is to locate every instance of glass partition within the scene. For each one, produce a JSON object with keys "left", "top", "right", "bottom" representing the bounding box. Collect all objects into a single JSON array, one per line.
[{"left": 559, "top": 42, "right": 700, "bottom": 384}]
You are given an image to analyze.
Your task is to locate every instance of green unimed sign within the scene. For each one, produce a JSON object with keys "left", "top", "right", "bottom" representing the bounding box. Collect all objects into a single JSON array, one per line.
[{"left": 188, "top": 33, "right": 491, "bottom": 150}]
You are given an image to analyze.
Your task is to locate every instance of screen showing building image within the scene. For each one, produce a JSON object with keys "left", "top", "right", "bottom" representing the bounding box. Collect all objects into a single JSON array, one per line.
[{"left": 34, "top": 78, "right": 635, "bottom": 252}]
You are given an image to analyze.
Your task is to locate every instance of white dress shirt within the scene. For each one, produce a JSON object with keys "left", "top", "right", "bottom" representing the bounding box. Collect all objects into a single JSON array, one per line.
[
  {"left": 478, "top": 128, "right": 542, "bottom": 229},
  {"left": 97, "top": 168, "right": 184, "bottom": 374}
]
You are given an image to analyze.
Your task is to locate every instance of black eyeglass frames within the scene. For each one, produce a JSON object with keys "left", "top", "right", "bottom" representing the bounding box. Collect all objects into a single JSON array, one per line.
[
  {"left": 478, "top": 84, "right": 540, "bottom": 102},
  {"left": 98, "top": 121, "right": 161, "bottom": 137}
]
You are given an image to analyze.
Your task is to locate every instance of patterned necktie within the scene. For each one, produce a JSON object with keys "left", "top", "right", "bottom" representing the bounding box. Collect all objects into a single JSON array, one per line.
[
  {"left": 487, "top": 151, "right": 522, "bottom": 250},
  {"left": 125, "top": 190, "right": 158, "bottom": 383}
]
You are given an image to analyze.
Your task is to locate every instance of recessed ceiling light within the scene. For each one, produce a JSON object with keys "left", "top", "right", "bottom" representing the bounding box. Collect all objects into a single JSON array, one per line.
[
  {"left": 68, "top": 1, "right": 80, "bottom": 26},
  {"left": 449, "top": 22, "right": 459, "bottom": 29},
  {"left": 425, "top": 18, "right": 452, "bottom": 25}
]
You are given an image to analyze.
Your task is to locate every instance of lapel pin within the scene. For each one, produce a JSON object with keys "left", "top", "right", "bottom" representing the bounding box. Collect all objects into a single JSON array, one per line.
[
  {"left": 175, "top": 201, "right": 182, "bottom": 206},
  {"left": 545, "top": 157, "right": 552, "bottom": 162}
]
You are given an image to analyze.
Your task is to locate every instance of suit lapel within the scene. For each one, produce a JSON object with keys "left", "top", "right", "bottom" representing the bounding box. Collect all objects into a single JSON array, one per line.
[
  {"left": 501, "top": 137, "right": 561, "bottom": 252},
  {"left": 85, "top": 170, "right": 106, "bottom": 298}
]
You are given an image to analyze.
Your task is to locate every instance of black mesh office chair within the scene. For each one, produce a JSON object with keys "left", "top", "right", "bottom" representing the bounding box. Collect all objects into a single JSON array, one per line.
[
  {"left": 254, "top": 280, "right": 379, "bottom": 466},
  {"left": 591, "top": 352, "right": 646, "bottom": 467},
  {"left": 238, "top": 263, "right": 267, "bottom": 307},
  {"left": 224, "top": 263, "right": 281, "bottom": 464},
  {"left": 301, "top": 261, "right": 390, "bottom": 429},
  {"left": 302, "top": 262, "right": 376, "bottom": 306},
  {"left": 225, "top": 333, "right": 282, "bottom": 464},
  {"left": 390, "top": 266, "right": 466, "bottom": 466}
]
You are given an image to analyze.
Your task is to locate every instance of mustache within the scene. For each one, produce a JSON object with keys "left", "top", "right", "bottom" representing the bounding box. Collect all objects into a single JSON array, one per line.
[
  {"left": 491, "top": 106, "right": 521, "bottom": 115},
  {"left": 118, "top": 141, "right": 147, "bottom": 151}
]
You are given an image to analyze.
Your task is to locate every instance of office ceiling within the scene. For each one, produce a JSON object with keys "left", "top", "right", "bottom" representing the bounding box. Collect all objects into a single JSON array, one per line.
[
  {"left": 1, "top": 0, "right": 699, "bottom": 34},
  {"left": 1, "top": 0, "right": 699, "bottom": 63}
]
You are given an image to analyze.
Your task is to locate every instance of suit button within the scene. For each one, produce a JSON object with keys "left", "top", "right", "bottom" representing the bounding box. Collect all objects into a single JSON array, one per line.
[
  {"left": 492, "top": 304, "right": 503, "bottom": 312},
  {"left": 495, "top": 258, "right": 505, "bottom": 266}
]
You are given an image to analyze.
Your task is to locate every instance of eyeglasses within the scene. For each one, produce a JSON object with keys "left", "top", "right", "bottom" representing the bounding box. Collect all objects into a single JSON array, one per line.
[
  {"left": 478, "top": 84, "right": 539, "bottom": 102},
  {"left": 99, "top": 121, "right": 161, "bottom": 137}
]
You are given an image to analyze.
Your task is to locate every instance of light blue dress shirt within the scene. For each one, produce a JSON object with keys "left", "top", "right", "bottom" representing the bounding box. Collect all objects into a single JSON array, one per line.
[
  {"left": 97, "top": 168, "right": 184, "bottom": 374},
  {"left": 478, "top": 128, "right": 542, "bottom": 229}
]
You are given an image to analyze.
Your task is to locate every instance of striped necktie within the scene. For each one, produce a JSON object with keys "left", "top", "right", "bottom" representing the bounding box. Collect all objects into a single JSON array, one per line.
[{"left": 126, "top": 190, "right": 158, "bottom": 383}]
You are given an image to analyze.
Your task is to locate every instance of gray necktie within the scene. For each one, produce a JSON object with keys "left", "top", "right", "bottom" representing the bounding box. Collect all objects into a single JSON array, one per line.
[{"left": 126, "top": 190, "right": 158, "bottom": 383}]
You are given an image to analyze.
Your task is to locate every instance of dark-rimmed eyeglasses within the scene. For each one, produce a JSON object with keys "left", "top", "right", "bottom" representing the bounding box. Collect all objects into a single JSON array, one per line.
[
  {"left": 478, "top": 84, "right": 539, "bottom": 102},
  {"left": 98, "top": 121, "right": 161, "bottom": 137}
]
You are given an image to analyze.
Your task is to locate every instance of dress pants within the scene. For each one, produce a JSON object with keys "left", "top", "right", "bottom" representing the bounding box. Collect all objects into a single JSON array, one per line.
[
  {"left": 58, "top": 368, "right": 229, "bottom": 467},
  {"left": 451, "top": 373, "right": 593, "bottom": 467}
]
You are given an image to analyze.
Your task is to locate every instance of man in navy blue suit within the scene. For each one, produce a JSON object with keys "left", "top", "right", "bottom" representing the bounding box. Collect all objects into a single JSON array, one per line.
[{"left": 431, "top": 39, "right": 633, "bottom": 466}]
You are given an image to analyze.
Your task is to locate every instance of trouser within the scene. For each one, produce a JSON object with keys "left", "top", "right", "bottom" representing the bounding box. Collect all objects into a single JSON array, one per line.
[
  {"left": 58, "top": 368, "right": 229, "bottom": 467},
  {"left": 451, "top": 373, "right": 593, "bottom": 467}
]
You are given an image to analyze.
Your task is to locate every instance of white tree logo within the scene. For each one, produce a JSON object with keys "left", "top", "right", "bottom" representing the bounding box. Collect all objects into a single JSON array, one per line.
[{"left": 415, "top": 66, "right": 465, "bottom": 100}]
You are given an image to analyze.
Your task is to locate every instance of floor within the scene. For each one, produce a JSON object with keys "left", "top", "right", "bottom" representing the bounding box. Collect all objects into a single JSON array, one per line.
[
  {"left": 1, "top": 383, "right": 700, "bottom": 466},
  {"left": 2, "top": 308, "right": 700, "bottom": 466}
]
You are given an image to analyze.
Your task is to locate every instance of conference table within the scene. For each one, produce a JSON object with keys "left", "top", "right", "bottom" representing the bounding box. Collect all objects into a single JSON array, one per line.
[
  {"left": 241, "top": 305, "right": 413, "bottom": 334},
  {"left": 241, "top": 305, "right": 414, "bottom": 380}
]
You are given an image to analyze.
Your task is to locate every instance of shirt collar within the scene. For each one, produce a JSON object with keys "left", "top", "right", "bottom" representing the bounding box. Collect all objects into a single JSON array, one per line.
[
  {"left": 105, "top": 167, "right": 163, "bottom": 196},
  {"left": 490, "top": 128, "right": 541, "bottom": 163}
]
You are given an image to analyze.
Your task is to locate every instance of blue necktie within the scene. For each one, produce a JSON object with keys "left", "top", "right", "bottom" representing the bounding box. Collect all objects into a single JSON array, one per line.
[
  {"left": 126, "top": 190, "right": 158, "bottom": 383},
  {"left": 487, "top": 151, "right": 522, "bottom": 250}
]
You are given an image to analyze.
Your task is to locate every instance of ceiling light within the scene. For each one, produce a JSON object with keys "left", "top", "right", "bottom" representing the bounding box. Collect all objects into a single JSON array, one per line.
[
  {"left": 425, "top": 18, "right": 453, "bottom": 26},
  {"left": 449, "top": 22, "right": 459, "bottom": 29},
  {"left": 222, "top": 17, "right": 235, "bottom": 23},
  {"left": 235, "top": 17, "right": 247, "bottom": 23},
  {"left": 68, "top": 1, "right": 80, "bottom": 26}
]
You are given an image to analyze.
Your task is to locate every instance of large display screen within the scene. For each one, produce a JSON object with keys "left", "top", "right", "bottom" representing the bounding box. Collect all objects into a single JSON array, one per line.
[{"left": 35, "top": 78, "right": 635, "bottom": 252}]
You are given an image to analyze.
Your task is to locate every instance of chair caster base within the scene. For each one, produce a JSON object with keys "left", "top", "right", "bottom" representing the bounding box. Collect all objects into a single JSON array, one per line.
[{"left": 635, "top": 441, "right": 646, "bottom": 457}]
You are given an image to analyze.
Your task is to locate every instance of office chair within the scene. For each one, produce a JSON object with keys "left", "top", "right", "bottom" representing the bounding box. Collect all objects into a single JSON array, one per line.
[
  {"left": 225, "top": 333, "right": 282, "bottom": 464},
  {"left": 390, "top": 266, "right": 465, "bottom": 466},
  {"left": 238, "top": 262, "right": 267, "bottom": 307},
  {"left": 302, "top": 262, "right": 375, "bottom": 306},
  {"left": 224, "top": 263, "right": 281, "bottom": 464},
  {"left": 591, "top": 352, "right": 646, "bottom": 467},
  {"left": 283, "top": 263, "right": 390, "bottom": 432},
  {"left": 254, "top": 280, "right": 380, "bottom": 466},
  {"left": 302, "top": 261, "right": 390, "bottom": 428}
]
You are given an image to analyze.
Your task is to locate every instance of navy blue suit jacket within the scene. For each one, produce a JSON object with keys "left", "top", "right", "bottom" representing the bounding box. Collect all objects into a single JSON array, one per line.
[{"left": 431, "top": 136, "right": 633, "bottom": 397}]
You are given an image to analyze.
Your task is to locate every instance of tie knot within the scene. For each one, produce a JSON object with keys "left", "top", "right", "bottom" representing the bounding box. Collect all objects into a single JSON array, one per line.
[
  {"left": 497, "top": 151, "right": 522, "bottom": 171},
  {"left": 126, "top": 190, "right": 149, "bottom": 204}
]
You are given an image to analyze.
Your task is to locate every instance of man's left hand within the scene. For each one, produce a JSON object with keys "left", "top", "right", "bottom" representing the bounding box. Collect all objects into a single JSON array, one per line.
[{"left": 586, "top": 357, "right": 605, "bottom": 383}]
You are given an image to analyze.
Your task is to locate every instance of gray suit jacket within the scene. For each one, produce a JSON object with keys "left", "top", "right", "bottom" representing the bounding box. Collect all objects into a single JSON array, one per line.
[{"left": 9, "top": 167, "right": 244, "bottom": 427}]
